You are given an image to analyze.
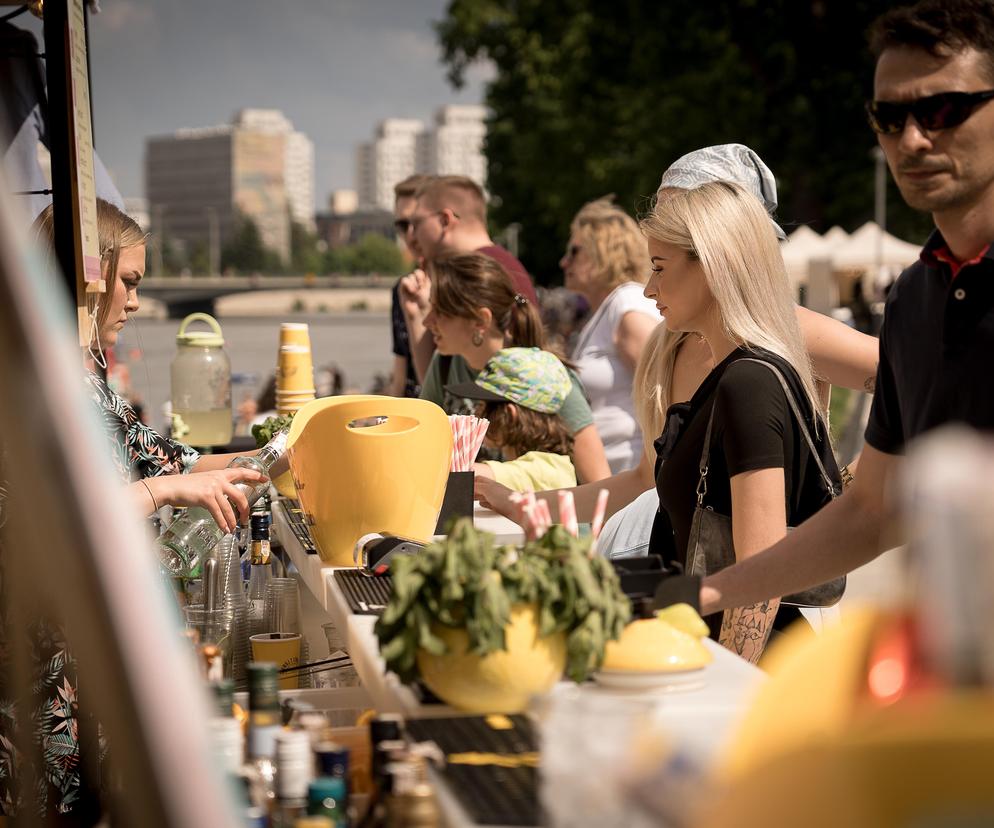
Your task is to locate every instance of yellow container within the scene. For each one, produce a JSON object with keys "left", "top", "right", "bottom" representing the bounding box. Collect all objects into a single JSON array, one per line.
[
  {"left": 287, "top": 396, "right": 452, "bottom": 565},
  {"left": 416, "top": 604, "right": 567, "bottom": 714},
  {"left": 272, "top": 395, "right": 379, "bottom": 498}
]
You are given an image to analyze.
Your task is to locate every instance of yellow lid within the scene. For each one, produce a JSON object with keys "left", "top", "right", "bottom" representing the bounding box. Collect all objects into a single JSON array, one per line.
[{"left": 176, "top": 312, "right": 224, "bottom": 347}]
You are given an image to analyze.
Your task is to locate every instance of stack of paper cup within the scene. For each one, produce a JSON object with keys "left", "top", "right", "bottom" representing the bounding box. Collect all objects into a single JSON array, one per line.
[{"left": 276, "top": 323, "right": 315, "bottom": 415}]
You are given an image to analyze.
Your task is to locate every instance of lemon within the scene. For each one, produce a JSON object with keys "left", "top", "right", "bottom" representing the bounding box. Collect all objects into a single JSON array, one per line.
[
  {"left": 654, "top": 603, "right": 709, "bottom": 638},
  {"left": 602, "top": 616, "right": 712, "bottom": 672}
]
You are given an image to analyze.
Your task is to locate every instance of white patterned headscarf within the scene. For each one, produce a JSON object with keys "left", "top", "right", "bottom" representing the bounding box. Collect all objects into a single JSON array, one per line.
[{"left": 657, "top": 143, "right": 787, "bottom": 240}]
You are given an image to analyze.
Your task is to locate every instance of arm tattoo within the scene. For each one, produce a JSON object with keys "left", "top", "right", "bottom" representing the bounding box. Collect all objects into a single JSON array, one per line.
[
  {"left": 718, "top": 598, "right": 781, "bottom": 664},
  {"left": 863, "top": 375, "right": 876, "bottom": 393}
]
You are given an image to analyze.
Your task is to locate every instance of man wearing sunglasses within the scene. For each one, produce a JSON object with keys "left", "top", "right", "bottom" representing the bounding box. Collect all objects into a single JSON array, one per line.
[
  {"left": 700, "top": 0, "right": 994, "bottom": 619},
  {"left": 398, "top": 175, "right": 539, "bottom": 382},
  {"left": 387, "top": 174, "right": 432, "bottom": 398}
]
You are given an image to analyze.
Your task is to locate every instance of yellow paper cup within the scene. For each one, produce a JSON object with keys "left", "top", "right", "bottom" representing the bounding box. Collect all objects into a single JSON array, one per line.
[
  {"left": 279, "top": 322, "right": 312, "bottom": 349},
  {"left": 277, "top": 345, "right": 314, "bottom": 392},
  {"left": 250, "top": 633, "right": 302, "bottom": 689}
]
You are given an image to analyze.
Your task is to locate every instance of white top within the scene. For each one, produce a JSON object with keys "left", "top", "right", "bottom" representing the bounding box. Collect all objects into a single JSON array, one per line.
[{"left": 572, "top": 282, "right": 659, "bottom": 474}]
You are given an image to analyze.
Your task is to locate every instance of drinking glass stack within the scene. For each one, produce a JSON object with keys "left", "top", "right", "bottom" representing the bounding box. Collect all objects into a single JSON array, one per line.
[
  {"left": 216, "top": 534, "right": 251, "bottom": 687},
  {"left": 276, "top": 322, "right": 315, "bottom": 416},
  {"left": 263, "top": 577, "right": 311, "bottom": 688}
]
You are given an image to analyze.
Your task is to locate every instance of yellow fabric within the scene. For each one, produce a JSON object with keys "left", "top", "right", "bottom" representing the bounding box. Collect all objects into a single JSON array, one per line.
[{"left": 482, "top": 451, "right": 577, "bottom": 492}]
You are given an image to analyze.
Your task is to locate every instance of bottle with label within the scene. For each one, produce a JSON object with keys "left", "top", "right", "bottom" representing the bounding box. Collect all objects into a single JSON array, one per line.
[
  {"left": 157, "top": 430, "right": 288, "bottom": 576},
  {"left": 248, "top": 514, "right": 275, "bottom": 638},
  {"left": 243, "top": 662, "right": 282, "bottom": 815},
  {"left": 274, "top": 730, "right": 314, "bottom": 827}
]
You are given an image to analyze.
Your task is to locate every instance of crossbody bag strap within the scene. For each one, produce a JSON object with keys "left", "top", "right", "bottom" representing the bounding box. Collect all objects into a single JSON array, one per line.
[
  {"left": 738, "top": 358, "right": 839, "bottom": 499},
  {"left": 695, "top": 401, "right": 719, "bottom": 508}
]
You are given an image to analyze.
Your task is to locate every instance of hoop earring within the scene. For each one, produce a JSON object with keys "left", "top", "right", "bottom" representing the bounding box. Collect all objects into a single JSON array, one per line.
[{"left": 472, "top": 330, "right": 484, "bottom": 346}]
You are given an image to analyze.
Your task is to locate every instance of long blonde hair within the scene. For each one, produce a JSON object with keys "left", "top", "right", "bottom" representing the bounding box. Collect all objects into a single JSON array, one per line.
[
  {"left": 33, "top": 199, "right": 146, "bottom": 341},
  {"left": 639, "top": 181, "right": 822, "bottom": 430},
  {"left": 633, "top": 325, "right": 689, "bottom": 460}
]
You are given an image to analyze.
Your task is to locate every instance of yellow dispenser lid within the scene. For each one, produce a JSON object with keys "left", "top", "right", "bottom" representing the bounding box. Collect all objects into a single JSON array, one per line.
[
  {"left": 287, "top": 396, "right": 452, "bottom": 566},
  {"left": 176, "top": 312, "right": 225, "bottom": 347}
]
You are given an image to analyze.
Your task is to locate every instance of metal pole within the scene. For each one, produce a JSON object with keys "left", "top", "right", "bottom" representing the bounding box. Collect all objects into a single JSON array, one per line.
[
  {"left": 873, "top": 146, "right": 887, "bottom": 293},
  {"left": 153, "top": 204, "right": 164, "bottom": 276},
  {"left": 208, "top": 206, "right": 220, "bottom": 275}
]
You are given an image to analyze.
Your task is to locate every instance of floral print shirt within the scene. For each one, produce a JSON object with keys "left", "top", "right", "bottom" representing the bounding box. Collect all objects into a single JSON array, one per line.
[
  {"left": 83, "top": 370, "right": 199, "bottom": 481},
  {"left": 0, "top": 374, "right": 198, "bottom": 817}
]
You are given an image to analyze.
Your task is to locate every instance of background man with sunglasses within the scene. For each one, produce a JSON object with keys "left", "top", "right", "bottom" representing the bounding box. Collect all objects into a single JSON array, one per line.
[
  {"left": 700, "top": 0, "right": 994, "bottom": 618},
  {"left": 387, "top": 174, "right": 432, "bottom": 398},
  {"left": 398, "top": 174, "right": 539, "bottom": 382}
]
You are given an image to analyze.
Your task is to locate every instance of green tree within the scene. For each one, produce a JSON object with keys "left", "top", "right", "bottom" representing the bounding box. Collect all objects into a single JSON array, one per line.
[
  {"left": 322, "top": 234, "right": 406, "bottom": 275},
  {"left": 350, "top": 233, "right": 407, "bottom": 275},
  {"left": 437, "top": 0, "right": 934, "bottom": 283},
  {"left": 221, "top": 214, "right": 283, "bottom": 274},
  {"left": 189, "top": 241, "right": 210, "bottom": 275},
  {"left": 290, "top": 219, "right": 323, "bottom": 274}
]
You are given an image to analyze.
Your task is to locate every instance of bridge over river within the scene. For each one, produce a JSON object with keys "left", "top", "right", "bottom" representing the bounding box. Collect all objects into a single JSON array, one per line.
[{"left": 139, "top": 274, "right": 394, "bottom": 317}]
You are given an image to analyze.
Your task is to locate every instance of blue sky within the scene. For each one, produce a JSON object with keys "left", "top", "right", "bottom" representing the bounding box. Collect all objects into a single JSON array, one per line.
[{"left": 24, "top": 0, "right": 490, "bottom": 205}]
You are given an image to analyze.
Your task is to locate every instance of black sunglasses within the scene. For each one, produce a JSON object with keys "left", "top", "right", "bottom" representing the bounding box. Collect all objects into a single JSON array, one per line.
[
  {"left": 393, "top": 219, "right": 411, "bottom": 234},
  {"left": 866, "top": 89, "right": 994, "bottom": 135},
  {"left": 563, "top": 243, "right": 582, "bottom": 261}
]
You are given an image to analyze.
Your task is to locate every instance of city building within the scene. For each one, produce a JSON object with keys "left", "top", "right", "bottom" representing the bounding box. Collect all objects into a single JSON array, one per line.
[
  {"left": 329, "top": 189, "right": 358, "bottom": 215},
  {"left": 356, "top": 118, "right": 425, "bottom": 211},
  {"left": 145, "top": 109, "right": 314, "bottom": 268},
  {"left": 233, "top": 109, "right": 315, "bottom": 230},
  {"left": 419, "top": 105, "right": 488, "bottom": 184}
]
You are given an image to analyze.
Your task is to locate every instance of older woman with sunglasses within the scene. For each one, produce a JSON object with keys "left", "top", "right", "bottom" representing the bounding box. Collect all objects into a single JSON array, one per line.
[{"left": 562, "top": 198, "right": 659, "bottom": 474}]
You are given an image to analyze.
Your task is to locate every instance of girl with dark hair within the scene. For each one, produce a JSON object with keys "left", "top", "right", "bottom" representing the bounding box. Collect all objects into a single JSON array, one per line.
[{"left": 419, "top": 252, "right": 610, "bottom": 482}]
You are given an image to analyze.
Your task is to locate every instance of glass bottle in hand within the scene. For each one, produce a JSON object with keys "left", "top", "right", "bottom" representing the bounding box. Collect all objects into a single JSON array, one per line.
[{"left": 157, "top": 430, "right": 288, "bottom": 576}]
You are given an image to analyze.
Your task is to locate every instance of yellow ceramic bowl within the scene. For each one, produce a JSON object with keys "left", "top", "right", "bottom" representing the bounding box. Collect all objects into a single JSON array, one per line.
[
  {"left": 602, "top": 616, "right": 712, "bottom": 673},
  {"left": 416, "top": 604, "right": 567, "bottom": 714}
]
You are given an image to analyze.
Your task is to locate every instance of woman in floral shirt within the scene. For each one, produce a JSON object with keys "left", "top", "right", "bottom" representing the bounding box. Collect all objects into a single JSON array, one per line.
[{"left": 0, "top": 200, "right": 265, "bottom": 818}]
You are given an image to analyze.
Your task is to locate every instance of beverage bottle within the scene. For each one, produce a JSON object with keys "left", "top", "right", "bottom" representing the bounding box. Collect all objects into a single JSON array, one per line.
[
  {"left": 243, "top": 662, "right": 282, "bottom": 815},
  {"left": 157, "top": 430, "right": 288, "bottom": 576},
  {"left": 248, "top": 514, "right": 275, "bottom": 638},
  {"left": 307, "top": 777, "right": 347, "bottom": 825},
  {"left": 273, "top": 730, "right": 314, "bottom": 827}
]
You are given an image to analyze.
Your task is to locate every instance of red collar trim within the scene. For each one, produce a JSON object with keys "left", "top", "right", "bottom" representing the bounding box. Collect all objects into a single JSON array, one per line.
[{"left": 931, "top": 243, "right": 991, "bottom": 280}]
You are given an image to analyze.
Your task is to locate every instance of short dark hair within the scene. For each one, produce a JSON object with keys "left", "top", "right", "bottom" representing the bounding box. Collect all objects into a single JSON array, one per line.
[
  {"left": 870, "top": 0, "right": 994, "bottom": 80},
  {"left": 394, "top": 174, "right": 431, "bottom": 201}
]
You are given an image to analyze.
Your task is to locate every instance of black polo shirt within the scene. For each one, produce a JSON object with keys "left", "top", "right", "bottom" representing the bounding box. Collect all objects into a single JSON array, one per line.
[{"left": 865, "top": 230, "right": 994, "bottom": 453}]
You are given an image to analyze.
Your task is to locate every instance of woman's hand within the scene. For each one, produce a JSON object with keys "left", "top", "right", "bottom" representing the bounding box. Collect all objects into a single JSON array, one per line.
[
  {"left": 145, "top": 468, "right": 268, "bottom": 533},
  {"left": 474, "top": 475, "right": 516, "bottom": 518}
]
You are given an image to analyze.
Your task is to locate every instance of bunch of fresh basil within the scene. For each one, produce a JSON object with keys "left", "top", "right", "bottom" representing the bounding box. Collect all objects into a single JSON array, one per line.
[
  {"left": 251, "top": 413, "right": 296, "bottom": 448},
  {"left": 374, "top": 519, "right": 630, "bottom": 684}
]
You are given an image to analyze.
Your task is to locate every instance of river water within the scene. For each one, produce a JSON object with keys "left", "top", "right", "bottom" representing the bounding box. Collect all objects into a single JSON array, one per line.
[{"left": 115, "top": 312, "right": 392, "bottom": 434}]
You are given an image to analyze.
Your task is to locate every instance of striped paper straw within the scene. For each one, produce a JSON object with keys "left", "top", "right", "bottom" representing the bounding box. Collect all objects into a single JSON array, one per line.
[{"left": 557, "top": 490, "right": 579, "bottom": 538}]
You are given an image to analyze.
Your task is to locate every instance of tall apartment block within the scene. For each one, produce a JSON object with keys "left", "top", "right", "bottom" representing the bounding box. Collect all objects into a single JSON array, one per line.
[
  {"left": 355, "top": 105, "right": 488, "bottom": 211},
  {"left": 356, "top": 118, "right": 425, "bottom": 211},
  {"left": 145, "top": 109, "right": 314, "bottom": 265}
]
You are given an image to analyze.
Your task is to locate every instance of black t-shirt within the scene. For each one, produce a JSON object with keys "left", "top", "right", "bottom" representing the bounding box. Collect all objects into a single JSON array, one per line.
[
  {"left": 865, "top": 231, "right": 994, "bottom": 454},
  {"left": 390, "top": 280, "right": 421, "bottom": 398},
  {"left": 653, "top": 346, "right": 841, "bottom": 573}
]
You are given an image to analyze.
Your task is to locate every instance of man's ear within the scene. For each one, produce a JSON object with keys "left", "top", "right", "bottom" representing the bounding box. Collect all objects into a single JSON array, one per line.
[
  {"left": 506, "top": 402, "right": 519, "bottom": 422},
  {"left": 441, "top": 207, "right": 459, "bottom": 228}
]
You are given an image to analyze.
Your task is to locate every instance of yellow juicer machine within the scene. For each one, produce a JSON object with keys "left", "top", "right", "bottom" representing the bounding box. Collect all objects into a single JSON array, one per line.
[{"left": 284, "top": 396, "right": 453, "bottom": 567}]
